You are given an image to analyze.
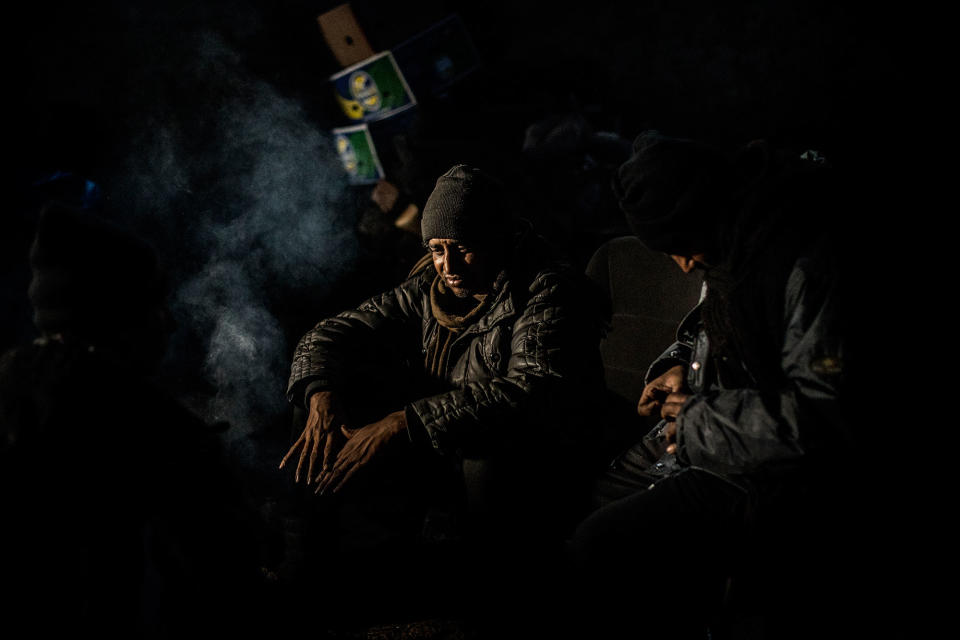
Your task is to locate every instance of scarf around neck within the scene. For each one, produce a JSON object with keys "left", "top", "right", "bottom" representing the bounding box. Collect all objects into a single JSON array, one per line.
[{"left": 425, "top": 273, "right": 498, "bottom": 378}]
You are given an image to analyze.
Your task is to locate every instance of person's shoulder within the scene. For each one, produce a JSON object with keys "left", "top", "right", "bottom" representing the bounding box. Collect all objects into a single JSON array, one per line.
[
  {"left": 355, "top": 268, "right": 432, "bottom": 315},
  {"left": 527, "top": 261, "right": 584, "bottom": 293},
  {"left": 395, "top": 267, "right": 434, "bottom": 300},
  {"left": 518, "top": 251, "right": 610, "bottom": 323},
  {"left": 514, "top": 254, "right": 574, "bottom": 299}
]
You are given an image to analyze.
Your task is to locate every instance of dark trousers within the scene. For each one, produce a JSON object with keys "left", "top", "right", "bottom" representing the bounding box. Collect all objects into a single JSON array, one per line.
[
  {"left": 565, "top": 464, "right": 750, "bottom": 639},
  {"left": 565, "top": 437, "right": 870, "bottom": 640}
]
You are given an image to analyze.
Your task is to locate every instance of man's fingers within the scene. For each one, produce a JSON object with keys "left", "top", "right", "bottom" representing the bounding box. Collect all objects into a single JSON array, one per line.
[
  {"left": 638, "top": 384, "right": 672, "bottom": 414},
  {"left": 318, "top": 464, "right": 343, "bottom": 495},
  {"left": 316, "top": 427, "right": 378, "bottom": 495},
  {"left": 637, "top": 398, "right": 661, "bottom": 417},
  {"left": 306, "top": 434, "right": 323, "bottom": 485},
  {"left": 638, "top": 390, "right": 667, "bottom": 417},
  {"left": 278, "top": 432, "right": 305, "bottom": 469},
  {"left": 644, "top": 382, "right": 669, "bottom": 396},
  {"left": 318, "top": 432, "right": 336, "bottom": 477},
  {"left": 316, "top": 472, "right": 330, "bottom": 494},
  {"left": 310, "top": 431, "right": 338, "bottom": 485},
  {"left": 663, "top": 422, "right": 678, "bottom": 454},
  {"left": 661, "top": 393, "right": 690, "bottom": 420},
  {"left": 314, "top": 470, "right": 331, "bottom": 494},
  {"left": 294, "top": 432, "right": 312, "bottom": 483},
  {"left": 661, "top": 402, "right": 683, "bottom": 421},
  {"left": 317, "top": 453, "right": 347, "bottom": 494},
  {"left": 314, "top": 471, "right": 330, "bottom": 493},
  {"left": 318, "top": 441, "right": 361, "bottom": 494},
  {"left": 663, "top": 421, "right": 678, "bottom": 441},
  {"left": 332, "top": 464, "right": 361, "bottom": 494}
]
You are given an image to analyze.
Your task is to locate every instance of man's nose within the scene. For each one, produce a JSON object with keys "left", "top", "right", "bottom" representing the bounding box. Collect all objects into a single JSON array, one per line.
[{"left": 443, "top": 249, "right": 461, "bottom": 273}]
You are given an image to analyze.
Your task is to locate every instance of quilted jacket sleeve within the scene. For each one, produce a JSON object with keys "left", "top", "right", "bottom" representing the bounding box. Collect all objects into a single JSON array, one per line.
[{"left": 286, "top": 274, "right": 425, "bottom": 407}]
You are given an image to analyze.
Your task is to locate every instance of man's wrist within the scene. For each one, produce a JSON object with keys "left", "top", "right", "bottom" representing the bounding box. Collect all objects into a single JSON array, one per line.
[
  {"left": 303, "top": 380, "right": 334, "bottom": 407},
  {"left": 403, "top": 406, "right": 430, "bottom": 448}
]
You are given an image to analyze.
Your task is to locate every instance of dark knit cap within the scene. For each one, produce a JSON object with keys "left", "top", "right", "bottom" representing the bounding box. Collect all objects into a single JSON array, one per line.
[
  {"left": 27, "top": 202, "right": 165, "bottom": 338},
  {"left": 613, "top": 130, "right": 738, "bottom": 254},
  {"left": 420, "top": 164, "right": 512, "bottom": 246}
]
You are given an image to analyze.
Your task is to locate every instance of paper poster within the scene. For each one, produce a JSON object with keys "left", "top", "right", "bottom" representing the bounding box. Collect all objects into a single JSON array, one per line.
[
  {"left": 332, "top": 124, "right": 384, "bottom": 184},
  {"left": 330, "top": 51, "right": 417, "bottom": 122}
]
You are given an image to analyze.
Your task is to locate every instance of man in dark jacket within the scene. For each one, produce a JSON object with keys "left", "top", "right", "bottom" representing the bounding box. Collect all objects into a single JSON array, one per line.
[
  {"left": 567, "top": 132, "right": 856, "bottom": 638},
  {"left": 279, "top": 164, "right": 606, "bottom": 627}
]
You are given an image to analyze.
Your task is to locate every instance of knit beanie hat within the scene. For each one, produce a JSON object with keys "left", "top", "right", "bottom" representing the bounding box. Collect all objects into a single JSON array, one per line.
[
  {"left": 420, "top": 164, "right": 513, "bottom": 246},
  {"left": 27, "top": 202, "right": 165, "bottom": 339},
  {"left": 613, "top": 130, "right": 738, "bottom": 255}
]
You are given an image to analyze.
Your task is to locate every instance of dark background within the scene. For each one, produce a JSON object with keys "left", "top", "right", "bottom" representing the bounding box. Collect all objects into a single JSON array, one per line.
[
  {"left": 2, "top": 3, "right": 916, "bottom": 632},
  {"left": 4, "top": 0, "right": 909, "bottom": 481}
]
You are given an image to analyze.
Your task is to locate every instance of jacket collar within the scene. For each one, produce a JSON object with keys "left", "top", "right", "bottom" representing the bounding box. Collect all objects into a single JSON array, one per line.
[{"left": 468, "top": 279, "right": 516, "bottom": 333}]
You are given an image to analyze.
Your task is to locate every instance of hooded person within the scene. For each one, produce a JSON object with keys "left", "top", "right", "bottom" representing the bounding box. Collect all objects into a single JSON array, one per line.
[
  {"left": 0, "top": 202, "right": 263, "bottom": 638},
  {"left": 565, "top": 131, "right": 854, "bottom": 639},
  {"left": 280, "top": 164, "right": 608, "bottom": 630}
]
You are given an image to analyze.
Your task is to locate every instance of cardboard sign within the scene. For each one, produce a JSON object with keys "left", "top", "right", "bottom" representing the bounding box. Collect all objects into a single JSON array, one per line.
[
  {"left": 332, "top": 124, "right": 384, "bottom": 184},
  {"left": 330, "top": 51, "right": 417, "bottom": 122},
  {"left": 316, "top": 3, "right": 375, "bottom": 68}
]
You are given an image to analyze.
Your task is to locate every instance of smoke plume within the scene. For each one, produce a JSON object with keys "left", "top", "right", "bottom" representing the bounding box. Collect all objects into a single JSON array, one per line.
[{"left": 107, "top": 20, "right": 357, "bottom": 471}]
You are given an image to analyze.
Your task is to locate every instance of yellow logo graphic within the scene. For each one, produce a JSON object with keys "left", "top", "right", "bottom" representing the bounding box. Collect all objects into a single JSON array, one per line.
[
  {"left": 335, "top": 134, "right": 358, "bottom": 176},
  {"left": 336, "top": 94, "right": 365, "bottom": 120},
  {"left": 348, "top": 71, "right": 381, "bottom": 112}
]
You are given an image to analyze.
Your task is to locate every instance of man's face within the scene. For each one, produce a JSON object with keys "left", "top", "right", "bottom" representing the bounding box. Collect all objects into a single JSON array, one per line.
[
  {"left": 428, "top": 238, "right": 492, "bottom": 298},
  {"left": 669, "top": 252, "right": 709, "bottom": 274}
]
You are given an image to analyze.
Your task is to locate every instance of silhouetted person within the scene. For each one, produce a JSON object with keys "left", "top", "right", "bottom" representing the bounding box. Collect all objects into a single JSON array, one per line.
[
  {"left": 0, "top": 203, "right": 262, "bottom": 638},
  {"left": 567, "top": 132, "right": 854, "bottom": 639}
]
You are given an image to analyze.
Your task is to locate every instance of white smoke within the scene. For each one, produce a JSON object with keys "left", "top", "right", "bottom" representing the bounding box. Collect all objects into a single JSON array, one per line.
[{"left": 110, "top": 24, "right": 358, "bottom": 467}]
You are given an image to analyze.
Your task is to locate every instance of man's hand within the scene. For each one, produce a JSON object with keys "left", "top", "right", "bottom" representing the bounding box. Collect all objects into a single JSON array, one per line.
[
  {"left": 660, "top": 392, "right": 691, "bottom": 454},
  {"left": 316, "top": 410, "right": 408, "bottom": 495},
  {"left": 637, "top": 364, "right": 687, "bottom": 417},
  {"left": 279, "top": 391, "right": 348, "bottom": 485}
]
